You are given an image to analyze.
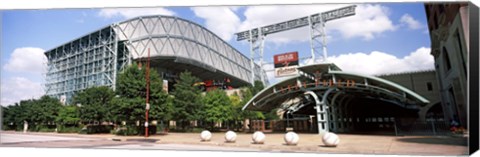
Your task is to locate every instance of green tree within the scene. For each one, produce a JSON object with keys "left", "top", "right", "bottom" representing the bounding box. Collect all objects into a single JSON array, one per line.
[
  {"left": 72, "top": 86, "right": 115, "bottom": 124},
  {"left": 263, "top": 109, "right": 280, "bottom": 120},
  {"left": 229, "top": 93, "right": 243, "bottom": 122},
  {"left": 56, "top": 105, "right": 80, "bottom": 125},
  {"left": 113, "top": 63, "right": 171, "bottom": 125},
  {"left": 3, "top": 102, "right": 29, "bottom": 130},
  {"left": 17, "top": 99, "right": 36, "bottom": 124},
  {"left": 110, "top": 97, "right": 143, "bottom": 124},
  {"left": 171, "top": 71, "right": 202, "bottom": 130},
  {"left": 230, "top": 93, "right": 247, "bottom": 131},
  {"left": 2, "top": 96, "right": 62, "bottom": 131},
  {"left": 30, "top": 96, "right": 63, "bottom": 125},
  {"left": 239, "top": 87, "right": 265, "bottom": 120},
  {"left": 201, "top": 89, "right": 233, "bottom": 130},
  {"left": 2, "top": 105, "right": 13, "bottom": 130}
]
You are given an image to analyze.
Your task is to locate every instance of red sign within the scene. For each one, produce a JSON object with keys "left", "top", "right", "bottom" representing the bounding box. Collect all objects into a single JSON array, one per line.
[
  {"left": 274, "top": 52, "right": 299, "bottom": 77},
  {"left": 274, "top": 52, "right": 299, "bottom": 66}
]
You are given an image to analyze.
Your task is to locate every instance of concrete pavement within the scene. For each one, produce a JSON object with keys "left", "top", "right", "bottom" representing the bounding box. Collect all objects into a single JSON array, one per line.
[
  {"left": 0, "top": 131, "right": 468, "bottom": 155},
  {"left": 0, "top": 132, "right": 99, "bottom": 144}
]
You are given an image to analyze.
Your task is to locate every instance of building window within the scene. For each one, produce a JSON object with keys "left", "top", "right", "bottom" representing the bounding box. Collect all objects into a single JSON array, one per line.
[
  {"left": 443, "top": 47, "right": 452, "bottom": 72},
  {"left": 427, "top": 82, "right": 433, "bottom": 91}
]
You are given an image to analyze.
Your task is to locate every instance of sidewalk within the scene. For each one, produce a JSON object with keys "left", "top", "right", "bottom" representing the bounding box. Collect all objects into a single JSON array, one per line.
[{"left": 2, "top": 131, "right": 468, "bottom": 155}]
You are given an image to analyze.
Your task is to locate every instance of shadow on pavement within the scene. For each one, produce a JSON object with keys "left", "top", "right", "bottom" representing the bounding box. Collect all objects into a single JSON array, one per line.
[
  {"left": 125, "top": 138, "right": 159, "bottom": 143},
  {"left": 396, "top": 137, "right": 467, "bottom": 146}
]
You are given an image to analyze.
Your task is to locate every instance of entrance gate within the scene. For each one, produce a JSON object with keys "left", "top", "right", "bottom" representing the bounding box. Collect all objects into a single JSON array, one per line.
[{"left": 242, "top": 63, "right": 430, "bottom": 134}]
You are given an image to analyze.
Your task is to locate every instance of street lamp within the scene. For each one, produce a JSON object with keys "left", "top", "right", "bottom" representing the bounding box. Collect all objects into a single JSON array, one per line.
[{"left": 145, "top": 48, "right": 151, "bottom": 138}]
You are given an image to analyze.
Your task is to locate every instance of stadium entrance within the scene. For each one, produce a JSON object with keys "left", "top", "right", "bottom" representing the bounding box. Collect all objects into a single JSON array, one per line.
[{"left": 242, "top": 63, "right": 430, "bottom": 135}]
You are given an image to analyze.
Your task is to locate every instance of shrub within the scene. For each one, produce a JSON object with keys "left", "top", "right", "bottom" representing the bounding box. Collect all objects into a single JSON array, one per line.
[
  {"left": 79, "top": 125, "right": 114, "bottom": 134},
  {"left": 2, "top": 124, "right": 16, "bottom": 130},
  {"left": 138, "top": 126, "right": 157, "bottom": 135},
  {"left": 114, "top": 126, "right": 157, "bottom": 136},
  {"left": 38, "top": 128, "right": 56, "bottom": 132},
  {"left": 30, "top": 125, "right": 57, "bottom": 132},
  {"left": 57, "top": 125, "right": 82, "bottom": 133},
  {"left": 114, "top": 127, "right": 138, "bottom": 136}
]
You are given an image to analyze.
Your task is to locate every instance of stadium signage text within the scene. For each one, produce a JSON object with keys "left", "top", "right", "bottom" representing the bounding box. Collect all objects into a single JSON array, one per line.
[
  {"left": 318, "top": 5, "right": 356, "bottom": 22},
  {"left": 277, "top": 70, "right": 356, "bottom": 93},
  {"left": 278, "top": 79, "right": 356, "bottom": 93},
  {"left": 275, "top": 67, "right": 298, "bottom": 77},
  {"left": 274, "top": 52, "right": 299, "bottom": 77},
  {"left": 235, "top": 5, "right": 356, "bottom": 41}
]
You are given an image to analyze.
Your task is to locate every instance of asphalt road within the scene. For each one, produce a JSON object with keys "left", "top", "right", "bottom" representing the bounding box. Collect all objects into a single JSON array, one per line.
[
  {"left": 98, "top": 143, "right": 260, "bottom": 151},
  {"left": 1, "top": 132, "right": 99, "bottom": 144},
  {"left": 0, "top": 132, "right": 260, "bottom": 152},
  {"left": 0, "top": 131, "right": 469, "bottom": 155}
]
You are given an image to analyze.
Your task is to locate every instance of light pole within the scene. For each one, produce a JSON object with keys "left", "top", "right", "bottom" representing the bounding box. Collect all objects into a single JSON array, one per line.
[{"left": 145, "top": 48, "right": 151, "bottom": 138}]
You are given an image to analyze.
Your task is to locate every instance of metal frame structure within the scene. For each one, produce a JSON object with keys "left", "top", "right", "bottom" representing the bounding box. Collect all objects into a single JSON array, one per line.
[
  {"left": 309, "top": 17, "right": 328, "bottom": 63},
  {"left": 248, "top": 29, "right": 268, "bottom": 86},
  {"left": 242, "top": 63, "right": 430, "bottom": 134},
  {"left": 44, "top": 27, "right": 128, "bottom": 104},
  {"left": 45, "top": 15, "right": 264, "bottom": 104},
  {"left": 236, "top": 5, "right": 357, "bottom": 86}
]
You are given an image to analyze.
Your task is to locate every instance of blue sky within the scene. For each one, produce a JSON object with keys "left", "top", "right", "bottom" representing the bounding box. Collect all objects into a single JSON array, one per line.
[{"left": 1, "top": 3, "right": 435, "bottom": 106}]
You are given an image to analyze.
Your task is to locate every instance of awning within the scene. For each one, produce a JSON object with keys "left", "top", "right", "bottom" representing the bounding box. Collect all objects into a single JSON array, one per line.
[{"left": 243, "top": 63, "right": 430, "bottom": 112}]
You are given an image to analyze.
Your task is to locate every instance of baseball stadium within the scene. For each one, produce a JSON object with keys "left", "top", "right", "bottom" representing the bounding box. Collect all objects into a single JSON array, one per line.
[
  {"left": 44, "top": 15, "right": 266, "bottom": 104},
  {"left": 44, "top": 14, "right": 450, "bottom": 135}
]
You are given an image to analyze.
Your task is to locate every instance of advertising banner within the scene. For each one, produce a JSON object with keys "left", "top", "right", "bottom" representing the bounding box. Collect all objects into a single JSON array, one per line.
[{"left": 274, "top": 52, "right": 299, "bottom": 77}]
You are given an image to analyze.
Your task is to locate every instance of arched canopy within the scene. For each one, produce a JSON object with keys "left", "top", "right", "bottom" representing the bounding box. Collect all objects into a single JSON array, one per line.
[
  {"left": 242, "top": 63, "right": 430, "bottom": 112},
  {"left": 112, "top": 15, "right": 265, "bottom": 87}
]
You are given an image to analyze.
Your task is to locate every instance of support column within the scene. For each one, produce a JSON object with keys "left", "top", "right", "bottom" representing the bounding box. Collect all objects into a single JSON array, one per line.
[
  {"left": 309, "top": 14, "right": 329, "bottom": 64},
  {"left": 305, "top": 88, "right": 335, "bottom": 135},
  {"left": 329, "top": 92, "right": 343, "bottom": 132},
  {"left": 305, "top": 91, "right": 326, "bottom": 134},
  {"left": 248, "top": 29, "right": 266, "bottom": 86}
]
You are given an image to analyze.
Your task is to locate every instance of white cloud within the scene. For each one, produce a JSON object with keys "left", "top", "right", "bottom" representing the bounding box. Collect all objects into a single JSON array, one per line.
[
  {"left": 328, "top": 4, "right": 396, "bottom": 41},
  {"left": 1, "top": 77, "right": 44, "bottom": 106},
  {"left": 261, "top": 63, "right": 277, "bottom": 84},
  {"left": 98, "top": 7, "right": 176, "bottom": 19},
  {"left": 191, "top": 7, "right": 241, "bottom": 41},
  {"left": 400, "top": 14, "right": 423, "bottom": 30},
  {"left": 327, "top": 47, "right": 434, "bottom": 76},
  {"left": 3, "top": 47, "right": 47, "bottom": 74}
]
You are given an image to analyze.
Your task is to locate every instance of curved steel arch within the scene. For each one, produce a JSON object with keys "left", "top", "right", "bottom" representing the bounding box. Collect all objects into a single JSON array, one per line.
[
  {"left": 242, "top": 64, "right": 430, "bottom": 112},
  {"left": 328, "top": 71, "right": 429, "bottom": 104},
  {"left": 241, "top": 64, "right": 431, "bottom": 134},
  {"left": 112, "top": 15, "right": 265, "bottom": 85},
  {"left": 45, "top": 15, "right": 266, "bottom": 104}
]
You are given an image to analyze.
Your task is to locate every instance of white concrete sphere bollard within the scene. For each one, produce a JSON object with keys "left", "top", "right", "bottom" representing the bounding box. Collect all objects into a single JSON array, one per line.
[
  {"left": 225, "top": 131, "right": 237, "bottom": 143},
  {"left": 322, "top": 132, "right": 340, "bottom": 147},
  {"left": 284, "top": 131, "right": 299, "bottom": 145},
  {"left": 200, "top": 130, "right": 212, "bottom": 141},
  {"left": 252, "top": 131, "right": 266, "bottom": 144}
]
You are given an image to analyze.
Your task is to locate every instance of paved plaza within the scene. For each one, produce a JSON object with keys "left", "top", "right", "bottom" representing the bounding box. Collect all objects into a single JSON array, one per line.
[{"left": 0, "top": 131, "right": 468, "bottom": 156}]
